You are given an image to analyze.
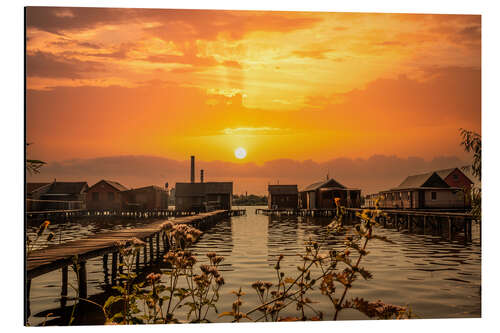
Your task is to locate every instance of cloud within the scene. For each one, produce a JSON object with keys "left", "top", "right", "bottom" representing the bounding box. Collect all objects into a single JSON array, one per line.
[
  {"left": 292, "top": 48, "right": 334, "bottom": 59},
  {"left": 27, "top": 154, "right": 467, "bottom": 195},
  {"left": 26, "top": 51, "right": 105, "bottom": 79},
  {"left": 26, "top": 7, "right": 323, "bottom": 40},
  {"left": 222, "top": 127, "right": 289, "bottom": 136}
]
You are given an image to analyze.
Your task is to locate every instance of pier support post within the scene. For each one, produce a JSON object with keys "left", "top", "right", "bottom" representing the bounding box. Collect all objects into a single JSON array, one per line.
[
  {"left": 468, "top": 219, "right": 473, "bottom": 242},
  {"left": 111, "top": 252, "right": 118, "bottom": 285},
  {"left": 163, "top": 233, "right": 169, "bottom": 252},
  {"left": 448, "top": 217, "right": 453, "bottom": 241},
  {"left": 136, "top": 249, "right": 140, "bottom": 270},
  {"left": 423, "top": 216, "right": 426, "bottom": 235},
  {"left": 408, "top": 215, "right": 412, "bottom": 232},
  {"left": 149, "top": 237, "right": 154, "bottom": 262},
  {"left": 78, "top": 260, "right": 87, "bottom": 299},
  {"left": 119, "top": 254, "right": 124, "bottom": 274},
  {"left": 26, "top": 279, "right": 31, "bottom": 319},
  {"left": 156, "top": 233, "right": 160, "bottom": 259},
  {"left": 103, "top": 254, "right": 109, "bottom": 284},
  {"left": 61, "top": 265, "right": 68, "bottom": 307}
]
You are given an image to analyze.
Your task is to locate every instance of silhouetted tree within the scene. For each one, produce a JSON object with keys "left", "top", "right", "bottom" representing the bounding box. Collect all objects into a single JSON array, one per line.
[
  {"left": 459, "top": 128, "right": 481, "bottom": 218},
  {"left": 26, "top": 143, "right": 46, "bottom": 175}
]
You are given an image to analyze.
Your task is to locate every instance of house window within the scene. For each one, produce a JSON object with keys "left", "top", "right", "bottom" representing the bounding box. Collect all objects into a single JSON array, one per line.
[
  {"left": 452, "top": 174, "right": 459, "bottom": 181},
  {"left": 431, "top": 191, "right": 437, "bottom": 200},
  {"left": 92, "top": 192, "right": 99, "bottom": 201},
  {"left": 108, "top": 192, "right": 115, "bottom": 201}
]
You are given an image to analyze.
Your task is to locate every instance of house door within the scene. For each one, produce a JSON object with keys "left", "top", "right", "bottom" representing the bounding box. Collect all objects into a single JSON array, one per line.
[
  {"left": 418, "top": 190, "right": 425, "bottom": 209},
  {"left": 309, "top": 192, "right": 316, "bottom": 209}
]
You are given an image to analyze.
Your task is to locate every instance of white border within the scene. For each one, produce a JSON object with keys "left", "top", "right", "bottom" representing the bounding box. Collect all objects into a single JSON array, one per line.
[{"left": 2, "top": 0, "right": 499, "bottom": 332}]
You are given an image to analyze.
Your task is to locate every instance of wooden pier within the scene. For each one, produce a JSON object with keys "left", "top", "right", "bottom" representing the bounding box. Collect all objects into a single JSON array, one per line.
[
  {"left": 256, "top": 207, "right": 477, "bottom": 242},
  {"left": 25, "top": 209, "right": 245, "bottom": 322},
  {"left": 26, "top": 208, "right": 246, "bottom": 222}
]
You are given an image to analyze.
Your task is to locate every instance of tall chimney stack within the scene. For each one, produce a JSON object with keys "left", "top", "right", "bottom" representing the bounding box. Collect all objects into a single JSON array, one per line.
[
  {"left": 200, "top": 169, "right": 204, "bottom": 183},
  {"left": 190, "top": 156, "right": 195, "bottom": 183}
]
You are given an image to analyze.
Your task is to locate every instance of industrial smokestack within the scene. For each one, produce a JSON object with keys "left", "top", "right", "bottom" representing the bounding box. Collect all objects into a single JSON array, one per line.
[
  {"left": 190, "top": 156, "right": 195, "bottom": 183},
  {"left": 200, "top": 169, "right": 204, "bottom": 183}
]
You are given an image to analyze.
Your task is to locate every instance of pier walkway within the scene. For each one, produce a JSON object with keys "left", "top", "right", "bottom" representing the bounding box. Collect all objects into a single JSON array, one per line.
[
  {"left": 25, "top": 209, "right": 245, "bottom": 322},
  {"left": 255, "top": 207, "right": 477, "bottom": 242}
]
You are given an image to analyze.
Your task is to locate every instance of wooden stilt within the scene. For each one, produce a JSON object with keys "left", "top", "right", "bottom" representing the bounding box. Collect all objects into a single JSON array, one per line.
[
  {"left": 136, "top": 248, "right": 140, "bottom": 270},
  {"left": 111, "top": 252, "right": 118, "bottom": 285},
  {"left": 448, "top": 217, "right": 453, "bottom": 241},
  {"left": 156, "top": 233, "right": 160, "bottom": 259},
  {"left": 61, "top": 265, "right": 68, "bottom": 307},
  {"left": 408, "top": 215, "right": 412, "bottom": 232},
  {"left": 118, "top": 254, "right": 123, "bottom": 274},
  {"left": 26, "top": 279, "right": 31, "bottom": 320},
  {"left": 103, "top": 254, "right": 109, "bottom": 284},
  {"left": 468, "top": 219, "right": 473, "bottom": 242},
  {"left": 78, "top": 260, "right": 87, "bottom": 299},
  {"left": 149, "top": 236, "right": 154, "bottom": 262}
]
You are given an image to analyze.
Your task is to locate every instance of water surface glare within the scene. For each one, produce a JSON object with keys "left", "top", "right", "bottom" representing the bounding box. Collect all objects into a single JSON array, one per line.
[{"left": 26, "top": 206, "right": 481, "bottom": 325}]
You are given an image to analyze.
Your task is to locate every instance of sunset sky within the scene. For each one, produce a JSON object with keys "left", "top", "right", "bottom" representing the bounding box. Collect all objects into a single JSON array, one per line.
[{"left": 25, "top": 7, "right": 481, "bottom": 194}]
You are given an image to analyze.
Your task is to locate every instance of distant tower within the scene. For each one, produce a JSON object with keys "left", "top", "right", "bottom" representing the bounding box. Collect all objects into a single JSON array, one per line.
[
  {"left": 200, "top": 169, "right": 204, "bottom": 183},
  {"left": 190, "top": 156, "right": 195, "bottom": 183}
]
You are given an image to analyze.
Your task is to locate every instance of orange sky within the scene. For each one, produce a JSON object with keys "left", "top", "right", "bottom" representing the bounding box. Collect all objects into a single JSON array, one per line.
[{"left": 25, "top": 8, "right": 481, "bottom": 193}]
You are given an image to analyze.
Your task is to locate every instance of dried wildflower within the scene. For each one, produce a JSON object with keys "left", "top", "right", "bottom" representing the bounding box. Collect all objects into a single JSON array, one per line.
[
  {"left": 216, "top": 276, "right": 225, "bottom": 286},
  {"left": 37, "top": 220, "right": 50, "bottom": 236},
  {"left": 252, "top": 281, "right": 264, "bottom": 289},
  {"left": 146, "top": 272, "right": 161, "bottom": 283}
]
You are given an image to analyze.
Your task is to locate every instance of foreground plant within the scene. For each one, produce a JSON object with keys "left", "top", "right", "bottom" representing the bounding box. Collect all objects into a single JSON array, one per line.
[
  {"left": 222, "top": 198, "right": 412, "bottom": 322},
  {"left": 26, "top": 220, "right": 54, "bottom": 256},
  {"left": 103, "top": 222, "right": 224, "bottom": 324}
]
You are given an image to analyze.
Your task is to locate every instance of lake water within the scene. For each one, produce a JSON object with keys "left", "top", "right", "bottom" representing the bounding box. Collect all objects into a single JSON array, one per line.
[{"left": 26, "top": 206, "right": 481, "bottom": 325}]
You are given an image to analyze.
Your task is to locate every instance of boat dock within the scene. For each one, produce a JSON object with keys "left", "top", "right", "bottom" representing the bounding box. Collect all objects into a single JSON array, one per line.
[
  {"left": 256, "top": 207, "right": 477, "bottom": 242},
  {"left": 25, "top": 209, "right": 245, "bottom": 322}
]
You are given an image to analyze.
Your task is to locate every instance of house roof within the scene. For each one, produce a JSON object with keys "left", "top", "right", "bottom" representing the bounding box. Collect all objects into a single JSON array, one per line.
[
  {"left": 124, "top": 185, "right": 168, "bottom": 193},
  {"left": 395, "top": 172, "right": 449, "bottom": 190},
  {"left": 175, "top": 182, "right": 233, "bottom": 196},
  {"left": 268, "top": 185, "right": 298, "bottom": 195},
  {"left": 26, "top": 182, "right": 50, "bottom": 194},
  {"left": 301, "top": 178, "right": 346, "bottom": 192},
  {"left": 459, "top": 165, "right": 480, "bottom": 188},
  {"left": 102, "top": 180, "right": 128, "bottom": 191},
  {"left": 47, "top": 181, "right": 89, "bottom": 195}
]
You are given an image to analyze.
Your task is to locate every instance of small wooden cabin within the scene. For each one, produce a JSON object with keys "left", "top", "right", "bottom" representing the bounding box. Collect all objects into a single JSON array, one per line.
[
  {"left": 175, "top": 182, "right": 233, "bottom": 211},
  {"left": 26, "top": 182, "right": 51, "bottom": 211},
  {"left": 299, "top": 178, "right": 361, "bottom": 209},
  {"left": 86, "top": 180, "right": 128, "bottom": 211},
  {"left": 39, "top": 181, "right": 89, "bottom": 210},
  {"left": 379, "top": 172, "right": 466, "bottom": 209},
  {"left": 268, "top": 185, "right": 298, "bottom": 209},
  {"left": 122, "top": 185, "right": 169, "bottom": 210}
]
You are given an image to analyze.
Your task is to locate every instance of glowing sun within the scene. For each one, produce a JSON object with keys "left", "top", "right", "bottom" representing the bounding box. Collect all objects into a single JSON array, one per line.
[{"left": 235, "top": 147, "right": 247, "bottom": 159}]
